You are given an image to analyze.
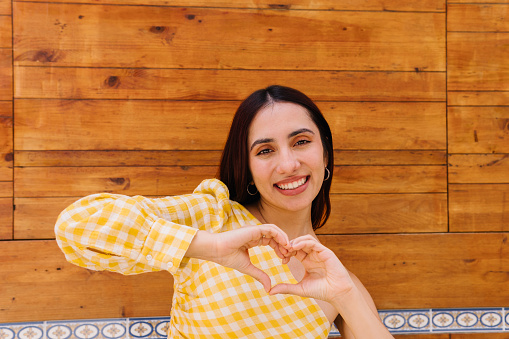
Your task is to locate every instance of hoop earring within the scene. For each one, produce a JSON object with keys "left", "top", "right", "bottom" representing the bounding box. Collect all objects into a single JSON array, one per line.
[
  {"left": 324, "top": 167, "right": 330, "bottom": 181},
  {"left": 247, "top": 183, "right": 258, "bottom": 196}
]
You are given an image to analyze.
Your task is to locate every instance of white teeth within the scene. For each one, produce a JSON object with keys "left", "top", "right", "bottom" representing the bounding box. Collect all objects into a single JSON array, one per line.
[{"left": 277, "top": 177, "right": 307, "bottom": 190}]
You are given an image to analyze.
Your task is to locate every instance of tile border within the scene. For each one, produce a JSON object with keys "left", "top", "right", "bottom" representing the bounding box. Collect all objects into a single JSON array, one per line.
[{"left": 0, "top": 308, "right": 507, "bottom": 338}]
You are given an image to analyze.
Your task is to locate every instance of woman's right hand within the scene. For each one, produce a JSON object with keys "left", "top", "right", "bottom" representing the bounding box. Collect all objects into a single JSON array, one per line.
[{"left": 185, "top": 225, "right": 291, "bottom": 292}]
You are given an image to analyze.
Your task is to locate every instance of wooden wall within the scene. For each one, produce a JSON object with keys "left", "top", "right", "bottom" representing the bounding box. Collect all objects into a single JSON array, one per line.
[{"left": 1, "top": 0, "right": 508, "bottom": 335}]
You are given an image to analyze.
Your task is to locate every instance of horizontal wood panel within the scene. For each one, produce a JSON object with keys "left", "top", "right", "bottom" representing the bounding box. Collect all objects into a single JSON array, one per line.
[
  {"left": 0, "top": 0, "right": 10, "bottom": 15},
  {"left": 448, "top": 33, "right": 509, "bottom": 92},
  {"left": 448, "top": 4, "right": 509, "bottom": 32},
  {"left": 13, "top": 0, "right": 446, "bottom": 12},
  {"left": 14, "top": 67, "right": 446, "bottom": 102},
  {"left": 14, "top": 165, "right": 447, "bottom": 198},
  {"left": 0, "top": 181, "right": 12, "bottom": 197},
  {"left": 325, "top": 102, "right": 446, "bottom": 150},
  {"left": 14, "top": 166, "right": 218, "bottom": 197},
  {"left": 13, "top": 2, "right": 445, "bottom": 71},
  {"left": 448, "top": 91, "right": 509, "bottom": 106},
  {"left": 0, "top": 240, "right": 174, "bottom": 322},
  {"left": 0, "top": 15, "right": 11, "bottom": 47},
  {"left": 319, "top": 233, "right": 509, "bottom": 309},
  {"left": 0, "top": 101, "right": 13, "bottom": 180},
  {"left": 15, "top": 193, "right": 447, "bottom": 239},
  {"left": 15, "top": 100, "right": 446, "bottom": 151},
  {"left": 14, "top": 150, "right": 223, "bottom": 167},
  {"left": 449, "top": 184, "right": 509, "bottom": 232},
  {"left": 451, "top": 334, "right": 509, "bottom": 339},
  {"left": 334, "top": 165, "right": 447, "bottom": 193},
  {"left": 336, "top": 150, "right": 447, "bottom": 165},
  {"left": 396, "top": 336, "right": 448, "bottom": 339},
  {"left": 0, "top": 197, "right": 12, "bottom": 239},
  {"left": 317, "top": 193, "right": 448, "bottom": 234},
  {"left": 448, "top": 106, "right": 509, "bottom": 153},
  {"left": 449, "top": 154, "right": 509, "bottom": 183},
  {"left": 0, "top": 49, "right": 12, "bottom": 100}
]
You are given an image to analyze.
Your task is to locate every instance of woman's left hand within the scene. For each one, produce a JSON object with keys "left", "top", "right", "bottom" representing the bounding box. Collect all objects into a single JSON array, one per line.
[{"left": 269, "top": 235, "right": 354, "bottom": 304}]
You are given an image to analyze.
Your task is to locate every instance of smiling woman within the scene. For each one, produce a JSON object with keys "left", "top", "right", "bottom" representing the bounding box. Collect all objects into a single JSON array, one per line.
[{"left": 55, "top": 85, "right": 394, "bottom": 339}]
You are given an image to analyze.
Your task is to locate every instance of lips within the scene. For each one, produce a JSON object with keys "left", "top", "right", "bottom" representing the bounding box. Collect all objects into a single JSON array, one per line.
[{"left": 275, "top": 176, "right": 308, "bottom": 190}]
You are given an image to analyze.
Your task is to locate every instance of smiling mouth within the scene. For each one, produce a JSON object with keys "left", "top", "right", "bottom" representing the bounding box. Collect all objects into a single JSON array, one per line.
[{"left": 275, "top": 176, "right": 309, "bottom": 190}]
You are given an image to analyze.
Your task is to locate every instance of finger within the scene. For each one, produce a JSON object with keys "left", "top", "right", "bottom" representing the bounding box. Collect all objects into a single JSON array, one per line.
[
  {"left": 269, "top": 282, "right": 304, "bottom": 297},
  {"left": 240, "top": 263, "right": 272, "bottom": 293},
  {"left": 259, "top": 224, "right": 290, "bottom": 248}
]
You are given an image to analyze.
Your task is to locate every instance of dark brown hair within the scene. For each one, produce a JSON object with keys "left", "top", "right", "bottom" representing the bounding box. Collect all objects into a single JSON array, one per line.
[{"left": 218, "top": 85, "right": 334, "bottom": 230}]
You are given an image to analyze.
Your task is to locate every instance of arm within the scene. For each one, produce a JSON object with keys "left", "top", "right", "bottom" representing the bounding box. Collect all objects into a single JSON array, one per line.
[{"left": 270, "top": 236, "right": 394, "bottom": 339}]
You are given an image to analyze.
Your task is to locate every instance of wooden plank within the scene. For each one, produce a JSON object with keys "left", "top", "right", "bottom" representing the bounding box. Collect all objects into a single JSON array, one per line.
[
  {"left": 448, "top": 91, "right": 509, "bottom": 106},
  {"left": 0, "top": 181, "right": 12, "bottom": 197},
  {"left": 0, "top": 49, "right": 12, "bottom": 100},
  {"left": 449, "top": 184, "right": 509, "bottom": 232},
  {"left": 0, "top": 240, "right": 174, "bottom": 322},
  {"left": 448, "top": 33, "right": 509, "bottom": 92},
  {"left": 325, "top": 102, "right": 446, "bottom": 150},
  {"left": 14, "top": 67, "right": 446, "bottom": 101},
  {"left": 448, "top": 106, "right": 509, "bottom": 153},
  {"left": 336, "top": 151, "right": 447, "bottom": 166},
  {"left": 13, "top": 2, "right": 445, "bottom": 71},
  {"left": 12, "top": 0, "right": 446, "bottom": 12},
  {"left": 318, "top": 233, "right": 509, "bottom": 309},
  {"left": 15, "top": 193, "right": 447, "bottom": 240},
  {"left": 0, "top": 0, "right": 10, "bottom": 16},
  {"left": 333, "top": 165, "right": 447, "bottom": 193},
  {"left": 0, "top": 101, "right": 12, "bottom": 180},
  {"left": 396, "top": 336, "right": 448, "bottom": 339},
  {"left": 14, "top": 166, "right": 218, "bottom": 197},
  {"left": 14, "top": 100, "right": 235, "bottom": 151},
  {"left": 317, "top": 193, "right": 448, "bottom": 234},
  {"left": 0, "top": 15, "right": 11, "bottom": 48},
  {"left": 14, "top": 150, "right": 223, "bottom": 167},
  {"left": 0, "top": 197, "right": 12, "bottom": 239},
  {"left": 451, "top": 334, "right": 509, "bottom": 339},
  {"left": 449, "top": 154, "right": 509, "bottom": 184},
  {"left": 14, "top": 100, "right": 446, "bottom": 151},
  {"left": 448, "top": 4, "right": 509, "bottom": 32}
]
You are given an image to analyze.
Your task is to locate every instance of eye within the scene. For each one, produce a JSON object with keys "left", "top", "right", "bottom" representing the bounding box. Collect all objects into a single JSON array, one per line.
[
  {"left": 256, "top": 148, "right": 273, "bottom": 156},
  {"left": 294, "top": 139, "right": 310, "bottom": 146}
]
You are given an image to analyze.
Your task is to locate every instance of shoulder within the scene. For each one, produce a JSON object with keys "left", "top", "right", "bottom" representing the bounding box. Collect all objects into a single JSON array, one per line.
[{"left": 193, "top": 179, "right": 230, "bottom": 202}]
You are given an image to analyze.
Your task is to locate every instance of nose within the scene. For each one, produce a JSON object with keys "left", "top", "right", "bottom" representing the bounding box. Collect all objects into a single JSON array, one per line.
[{"left": 276, "top": 149, "right": 301, "bottom": 174}]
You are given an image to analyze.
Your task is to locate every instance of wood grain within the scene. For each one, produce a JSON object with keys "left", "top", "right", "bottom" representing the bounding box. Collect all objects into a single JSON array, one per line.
[
  {"left": 448, "top": 106, "right": 509, "bottom": 153},
  {"left": 0, "top": 15, "right": 11, "bottom": 47},
  {"left": 0, "top": 181, "right": 12, "bottom": 197},
  {"left": 0, "top": 49, "right": 12, "bottom": 100},
  {"left": 13, "top": 0, "right": 446, "bottom": 12},
  {"left": 449, "top": 154, "right": 509, "bottom": 184},
  {"left": 0, "top": 101, "right": 12, "bottom": 181},
  {"left": 0, "top": 197, "right": 12, "bottom": 239},
  {"left": 14, "top": 67, "right": 446, "bottom": 101},
  {"left": 333, "top": 166, "right": 447, "bottom": 193},
  {"left": 13, "top": 2, "right": 445, "bottom": 71},
  {"left": 449, "top": 184, "right": 509, "bottom": 232},
  {"left": 14, "top": 193, "right": 447, "bottom": 240},
  {"left": 448, "top": 91, "right": 509, "bottom": 106},
  {"left": 15, "top": 100, "right": 446, "bottom": 151},
  {"left": 0, "top": 0, "right": 10, "bottom": 16},
  {"left": 336, "top": 151, "right": 447, "bottom": 166},
  {"left": 14, "top": 166, "right": 218, "bottom": 197},
  {"left": 319, "top": 233, "right": 509, "bottom": 309},
  {"left": 0, "top": 240, "right": 174, "bottom": 322},
  {"left": 451, "top": 334, "right": 509, "bottom": 339},
  {"left": 317, "top": 193, "right": 448, "bottom": 234},
  {"left": 448, "top": 33, "right": 509, "bottom": 92},
  {"left": 448, "top": 4, "right": 509, "bottom": 32}
]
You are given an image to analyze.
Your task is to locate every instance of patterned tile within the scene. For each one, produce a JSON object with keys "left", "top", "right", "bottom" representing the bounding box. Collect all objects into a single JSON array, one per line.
[
  {"left": 431, "top": 308, "right": 505, "bottom": 332},
  {"left": 380, "top": 309, "right": 432, "bottom": 334},
  {"left": 0, "top": 322, "right": 45, "bottom": 339},
  {"left": 128, "top": 317, "right": 170, "bottom": 338},
  {"left": 46, "top": 319, "right": 128, "bottom": 339}
]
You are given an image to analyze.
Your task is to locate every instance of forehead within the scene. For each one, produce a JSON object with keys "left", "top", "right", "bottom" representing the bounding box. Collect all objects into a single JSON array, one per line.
[{"left": 249, "top": 102, "right": 317, "bottom": 138}]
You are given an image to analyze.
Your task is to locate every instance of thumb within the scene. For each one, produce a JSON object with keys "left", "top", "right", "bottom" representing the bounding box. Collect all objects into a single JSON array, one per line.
[
  {"left": 241, "top": 264, "right": 272, "bottom": 293},
  {"left": 269, "top": 283, "right": 304, "bottom": 297}
]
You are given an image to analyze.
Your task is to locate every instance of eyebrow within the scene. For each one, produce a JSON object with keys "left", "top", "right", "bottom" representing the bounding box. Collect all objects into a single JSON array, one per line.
[{"left": 250, "top": 128, "right": 315, "bottom": 151}]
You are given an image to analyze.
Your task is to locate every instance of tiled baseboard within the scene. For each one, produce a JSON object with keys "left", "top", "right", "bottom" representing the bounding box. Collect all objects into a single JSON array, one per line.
[{"left": 1, "top": 308, "right": 507, "bottom": 338}]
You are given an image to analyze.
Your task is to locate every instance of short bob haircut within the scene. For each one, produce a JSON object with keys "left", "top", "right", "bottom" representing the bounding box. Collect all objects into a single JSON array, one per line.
[{"left": 218, "top": 85, "right": 334, "bottom": 230}]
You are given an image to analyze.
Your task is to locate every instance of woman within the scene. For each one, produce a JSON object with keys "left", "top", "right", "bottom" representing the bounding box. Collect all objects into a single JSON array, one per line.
[{"left": 55, "top": 85, "right": 394, "bottom": 338}]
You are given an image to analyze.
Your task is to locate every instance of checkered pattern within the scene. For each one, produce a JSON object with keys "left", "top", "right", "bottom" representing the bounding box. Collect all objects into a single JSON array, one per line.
[{"left": 55, "top": 179, "right": 330, "bottom": 338}]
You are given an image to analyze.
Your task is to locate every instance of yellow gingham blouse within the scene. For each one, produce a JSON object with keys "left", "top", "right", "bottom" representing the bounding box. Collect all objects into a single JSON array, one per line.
[{"left": 55, "top": 179, "right": 330, "bottom": 338}]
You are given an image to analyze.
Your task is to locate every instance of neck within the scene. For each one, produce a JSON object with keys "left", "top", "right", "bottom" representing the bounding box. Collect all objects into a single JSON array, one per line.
[{"left": 248, "top": 200, "right": 315, "bottom": 240}]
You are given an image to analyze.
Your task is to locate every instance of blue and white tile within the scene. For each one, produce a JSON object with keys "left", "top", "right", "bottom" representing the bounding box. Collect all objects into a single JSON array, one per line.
[
  {"left": 431, "top": 308, "right": 505, "bottom": 332},
  {"left": 128, "top": 317, "right": 170, "bottom": 338},
  {"left": 380, "top": 309, "right": 432, "bottom": 334},
  {"left": 46, "top": 318, "right": 127, "bottom": 339},
  {"left": 0, "top": 322, "right": 45, "bottom": 339}
]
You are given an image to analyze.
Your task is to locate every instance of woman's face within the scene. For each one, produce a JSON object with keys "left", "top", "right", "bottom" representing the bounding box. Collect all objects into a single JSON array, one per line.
[{"left": 247, "top": 101, "right": 327, "bottom": 213}]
